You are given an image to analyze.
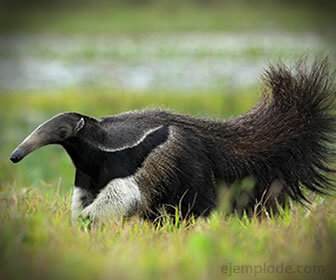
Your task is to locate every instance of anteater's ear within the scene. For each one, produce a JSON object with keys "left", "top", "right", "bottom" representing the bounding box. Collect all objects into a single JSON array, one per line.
[{"left": 74, "top": 118, "right": 85, "bottom": 134}]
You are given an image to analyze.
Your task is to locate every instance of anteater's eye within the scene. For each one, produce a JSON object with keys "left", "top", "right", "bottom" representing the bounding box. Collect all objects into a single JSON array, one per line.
[{"left": 58, "top": 127, "right": 68, "bottom": 139}]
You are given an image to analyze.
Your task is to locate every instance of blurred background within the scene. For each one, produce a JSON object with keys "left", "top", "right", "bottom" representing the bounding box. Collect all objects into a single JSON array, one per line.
[{"left": 0, "top": 0, "right": 335, "bottom": 192}]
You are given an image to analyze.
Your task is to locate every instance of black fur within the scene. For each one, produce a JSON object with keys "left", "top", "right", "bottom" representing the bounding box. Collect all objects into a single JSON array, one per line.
[{"left": 63, "top": 126, "right": 169, "bottom": 189}]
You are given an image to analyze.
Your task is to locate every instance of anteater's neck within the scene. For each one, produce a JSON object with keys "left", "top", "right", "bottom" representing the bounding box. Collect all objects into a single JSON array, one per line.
[{"left": 62, "top": 120, "right": 108, "bottom": 182}]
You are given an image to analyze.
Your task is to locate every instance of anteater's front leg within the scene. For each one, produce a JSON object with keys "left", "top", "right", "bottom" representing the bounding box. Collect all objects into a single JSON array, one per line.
[
  {"left": 71, "top": 169, "right": 95, "bottom": 222},
  {"left": 80, "top": 176, "right": 143, "bottom": 223}
]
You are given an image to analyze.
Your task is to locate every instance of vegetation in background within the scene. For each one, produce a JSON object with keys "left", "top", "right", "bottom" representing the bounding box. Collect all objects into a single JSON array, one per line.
[{"left": 1, "top": 0, "right": 335, "bottom": 34}]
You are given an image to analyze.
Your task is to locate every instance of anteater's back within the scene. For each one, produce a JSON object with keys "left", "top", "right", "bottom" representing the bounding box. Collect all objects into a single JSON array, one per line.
[{"left": 116, "top": 59, "right": 336, "bottom": 214}]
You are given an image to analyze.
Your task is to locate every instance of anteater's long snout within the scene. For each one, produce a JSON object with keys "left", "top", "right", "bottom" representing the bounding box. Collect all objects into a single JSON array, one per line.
[
  {"left": 10, "top": 148, "right": 24, "bottom": 163},
  {"left": 9, "top": 137, "right": 40, "bottom": 164},
  {"left": 9, "top": 126, "right": 48, "bottom": 164}
]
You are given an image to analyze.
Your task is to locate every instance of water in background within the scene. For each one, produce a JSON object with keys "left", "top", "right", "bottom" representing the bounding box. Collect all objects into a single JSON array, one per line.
[{"left": 0, "top": 32, "right": 329, "bottom": 92}]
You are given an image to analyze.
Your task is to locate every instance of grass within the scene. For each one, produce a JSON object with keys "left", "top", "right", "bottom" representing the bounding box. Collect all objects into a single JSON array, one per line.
[
  {"left": 1, "top": 89, "right": 336, "bottom": 280},
  {"left": 1, "top": 185, "right": 336, "bottom": 280}
]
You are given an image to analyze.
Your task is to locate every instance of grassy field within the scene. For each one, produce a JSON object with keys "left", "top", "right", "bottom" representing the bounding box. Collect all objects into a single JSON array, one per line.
[
  {"left": 1, "top": 1, "right": 336, "bottom": 279},
  {"left": 1, "top": 182, "right": 336, "bottom": 280}
]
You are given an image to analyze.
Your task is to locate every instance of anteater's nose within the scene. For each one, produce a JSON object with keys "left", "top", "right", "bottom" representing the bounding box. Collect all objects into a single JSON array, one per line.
[{"left": 10, "top": 149, "right": 23, "bottom": 163}]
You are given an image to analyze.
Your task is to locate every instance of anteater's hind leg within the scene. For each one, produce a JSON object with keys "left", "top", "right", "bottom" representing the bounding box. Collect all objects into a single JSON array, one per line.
[
  {"left": 252, "top": 179, "right": 289, "bottom": 216},
  {"left": 232, "top": 178, "right": 289, "bottom": 216}
]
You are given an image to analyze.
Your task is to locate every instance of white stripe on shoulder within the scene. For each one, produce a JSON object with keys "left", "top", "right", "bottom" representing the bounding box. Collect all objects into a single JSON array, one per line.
[{"left": 96, "top": 125, "right": 163, "bottom": 152}]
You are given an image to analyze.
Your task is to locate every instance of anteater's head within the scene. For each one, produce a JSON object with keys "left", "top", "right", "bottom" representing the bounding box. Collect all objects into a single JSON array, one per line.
[{"left": 10, "top": 113, "right": 85, "bottom": 163}]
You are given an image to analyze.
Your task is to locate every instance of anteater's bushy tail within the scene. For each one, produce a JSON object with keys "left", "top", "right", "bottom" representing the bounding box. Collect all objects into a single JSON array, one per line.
[{"left": 209, "top": 58, "right": 336, "bottom": 210}]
